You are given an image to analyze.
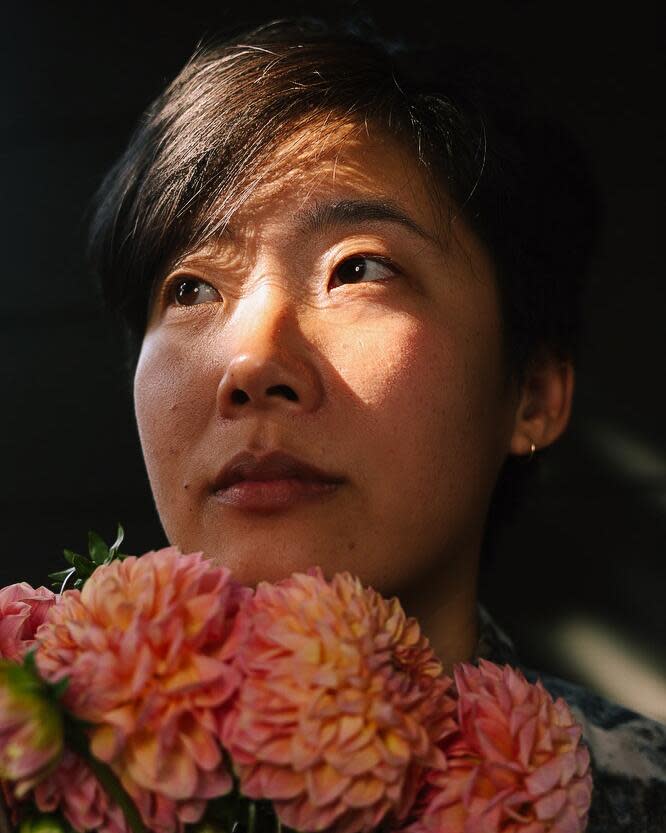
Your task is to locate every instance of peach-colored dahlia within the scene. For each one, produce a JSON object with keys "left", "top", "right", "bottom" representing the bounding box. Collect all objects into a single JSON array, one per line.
[
  {"left": 222, "top": 568, "right": 457, "bottom": 833},
  {"left": 403, "top": 659, "right": 592, "bottom": 833},
  {"left": 35, "top": 547, "right": 251, "bottom": 833},
  {"left": 32, "top": 749, "right": 130, "bottom": 833},
  {"left": 0, "top": 583, "right": 57, "bottom": 661}
]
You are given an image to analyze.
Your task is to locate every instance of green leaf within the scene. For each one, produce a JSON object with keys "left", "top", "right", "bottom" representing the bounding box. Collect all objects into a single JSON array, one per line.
[
  {"left": 51, "top": 567, "right": 76, "bottom": 593},
  {"left": 108, "top": 523, "right": 125, "bottom": 559},
  {"left": 62, "top": 549, "right": 82, "bottom": 568},
  {"left": 50, "top": 676, "right": 70, "bottom": 700},
  {"left": 52, "top": 523, "right": 129, "bottom": 592},
  {"left": 88, "top": 531, "right": 109, "bottom": 565},
  {"left": 49, "top": 568, "right": 75, "bottom": 591},
  {"left": 69, "top": 552, "right": 94, "bottom": 577},
  {"left": 49, "top": 568, "right": 73, "bottom": 581},
  {"left": 22, "top": 649, "right": 38, "bottom": 675}
]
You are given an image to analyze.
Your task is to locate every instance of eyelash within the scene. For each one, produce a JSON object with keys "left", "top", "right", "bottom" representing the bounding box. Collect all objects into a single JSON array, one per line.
[{"left": 159, "top": 253, "right": 402, "bottom": 308}]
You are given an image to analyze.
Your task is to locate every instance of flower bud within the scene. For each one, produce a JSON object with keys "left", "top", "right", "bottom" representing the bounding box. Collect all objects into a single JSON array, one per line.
[
  {"left": 0, "top": 660, "right": 64, "bottom": 797},
  {"left": 18, "top": 814, "right": 69, "bottom": 833}
]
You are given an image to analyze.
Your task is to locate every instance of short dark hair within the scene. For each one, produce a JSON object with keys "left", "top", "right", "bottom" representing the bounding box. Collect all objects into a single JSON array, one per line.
[{"left": 87, "top": 16, "right": 598, "bottom": 565}]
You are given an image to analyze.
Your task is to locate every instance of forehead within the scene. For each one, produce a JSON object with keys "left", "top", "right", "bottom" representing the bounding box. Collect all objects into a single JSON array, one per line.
[{"left": 212, "top": 119, "right": 450, "bottom": 247}]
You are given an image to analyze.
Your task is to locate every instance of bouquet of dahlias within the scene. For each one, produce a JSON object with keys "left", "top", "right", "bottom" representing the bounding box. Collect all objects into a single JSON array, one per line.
[{"left": 0, "top": 528, "right": 592, "bottom": 833}]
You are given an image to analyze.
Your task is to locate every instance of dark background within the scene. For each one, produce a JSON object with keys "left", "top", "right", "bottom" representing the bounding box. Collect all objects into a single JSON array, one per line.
[{"left": 2, "top": 2, "right": 664, "bottom": 719}]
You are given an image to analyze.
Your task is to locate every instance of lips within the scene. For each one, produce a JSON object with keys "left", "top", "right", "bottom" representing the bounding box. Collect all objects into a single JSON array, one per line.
[{"left": 213, "top": 451, "right": 345, "bottom": 491}]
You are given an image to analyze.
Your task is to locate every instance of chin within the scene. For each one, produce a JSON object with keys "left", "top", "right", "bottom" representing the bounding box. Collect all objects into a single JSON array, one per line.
[
  {"left": 197, "top": 547, "right": 319, "bottom": 588},
  {"left": 184, "top": 518, "right": 361, "bottom": 586}
]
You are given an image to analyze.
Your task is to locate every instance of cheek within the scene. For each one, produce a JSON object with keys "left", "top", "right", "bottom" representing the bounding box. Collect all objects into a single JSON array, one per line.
[
  {"left": 327, "top": 316, "right": 448, "bottom": 510},
  {"left": 335, "top": 303, "right": 506, "bottom": 529},
  {"left": 133, "top": 330, "right": 215, "bottom": 487},
  {"left": 331, "top": 324, "right": 415, "bottom": 408},
  {"left": 331, "top": 309, "right": 494, "bottom": 445}
]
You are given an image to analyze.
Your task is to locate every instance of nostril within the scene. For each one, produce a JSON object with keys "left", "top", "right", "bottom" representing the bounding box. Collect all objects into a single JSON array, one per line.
[
  {"left": 268, "top": 384, "right": 298, "bottom": 401},
  {"left": 230, "top": 386, "right": 298, "bottom": 404}
]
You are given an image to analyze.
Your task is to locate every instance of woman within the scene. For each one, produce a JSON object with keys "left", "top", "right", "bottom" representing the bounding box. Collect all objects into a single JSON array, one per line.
[{"left": 86, "top": 18, "right": 665, "bottom": 831}]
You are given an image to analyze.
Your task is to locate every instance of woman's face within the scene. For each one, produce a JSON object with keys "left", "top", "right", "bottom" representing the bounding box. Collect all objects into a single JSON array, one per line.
[{"left": 134, "top": 124, "right": 522, "bottom": 596}]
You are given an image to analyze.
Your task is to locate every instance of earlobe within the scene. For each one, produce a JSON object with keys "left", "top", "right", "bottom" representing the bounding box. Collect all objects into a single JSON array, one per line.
[{"left": 509, "top": 357, "right": 575, "bottom": 457}]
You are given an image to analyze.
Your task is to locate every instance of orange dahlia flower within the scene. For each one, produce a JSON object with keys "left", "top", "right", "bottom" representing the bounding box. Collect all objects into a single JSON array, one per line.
[
  {"left": 403, "top": 659, "right": 592, "bottom": 833},
  {"left": 221, "top": 568, "right": 457, "bottom": 833},
  {"left": 35, "top": 548, "right": 251, "bottom": 833}
]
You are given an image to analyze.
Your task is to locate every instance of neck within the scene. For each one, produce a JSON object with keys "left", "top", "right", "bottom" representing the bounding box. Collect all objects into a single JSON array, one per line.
[{"left": 397, "top": 545, "right": 480, "bottom": 676}]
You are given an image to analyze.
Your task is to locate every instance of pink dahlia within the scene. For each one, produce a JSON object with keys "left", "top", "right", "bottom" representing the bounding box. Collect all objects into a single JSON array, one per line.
[
  {"left": 222, "top": 568, "right": 456, "bottom": 833},
  {"left": 404, "top": 659, "right": 592, "bottom": 833},
  {"left": 0, "top": 583, "right": 57, "bottom": 661},
  {"left": 33, "top": 749, "right": 130, "bottom": 833},
  {"left": 35, "top": 547, "right": 251, "bottom": 833}
]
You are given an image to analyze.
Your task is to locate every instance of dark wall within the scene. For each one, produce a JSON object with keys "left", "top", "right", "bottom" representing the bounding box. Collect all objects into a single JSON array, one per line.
[{"left": 2, "top": 2, "right": 663, "bottom": 702}]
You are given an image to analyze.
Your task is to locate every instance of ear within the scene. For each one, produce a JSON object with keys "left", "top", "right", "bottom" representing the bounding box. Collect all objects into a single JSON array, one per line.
[{"left": 509, "top": 354, "right": 575, "bottom": 456}]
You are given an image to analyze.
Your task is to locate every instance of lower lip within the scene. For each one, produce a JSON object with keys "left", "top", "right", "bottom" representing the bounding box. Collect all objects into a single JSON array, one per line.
[{"left": 213, "top": 478, "right": 342, "bottom": 511}]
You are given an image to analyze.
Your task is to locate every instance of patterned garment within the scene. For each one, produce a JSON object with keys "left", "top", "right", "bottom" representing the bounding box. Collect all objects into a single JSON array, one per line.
[{"left": 475, "top": 605, "right": 666, "bottom": 832}]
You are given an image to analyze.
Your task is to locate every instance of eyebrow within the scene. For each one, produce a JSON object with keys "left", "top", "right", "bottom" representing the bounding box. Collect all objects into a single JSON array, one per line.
[{"left": 295, "top": 198, "right": 436, "bottom": 244}]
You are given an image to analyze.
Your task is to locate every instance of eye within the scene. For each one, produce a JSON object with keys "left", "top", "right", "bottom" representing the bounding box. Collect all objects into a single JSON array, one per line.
[
  {"left": 167, "top": 276, "right": 221, "bottom": 307},
  {"left": 330, "top": 255, "right": 399, "bottom": 287}
]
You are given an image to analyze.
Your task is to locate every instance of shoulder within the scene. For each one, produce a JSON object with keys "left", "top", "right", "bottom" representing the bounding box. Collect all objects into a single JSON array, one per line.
[{"left": 523, "top": 667, "right": 666, "bottom": 833}]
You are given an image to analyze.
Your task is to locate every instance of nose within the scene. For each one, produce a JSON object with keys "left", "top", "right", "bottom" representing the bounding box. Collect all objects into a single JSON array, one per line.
[{"left": 216, "top": 287, "right": 323, "bottom": 419}]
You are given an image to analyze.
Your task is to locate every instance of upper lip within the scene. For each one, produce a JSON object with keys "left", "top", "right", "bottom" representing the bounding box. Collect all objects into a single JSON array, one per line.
[{"left": 213, "top": 451, "right": 346, "bottom": 490}]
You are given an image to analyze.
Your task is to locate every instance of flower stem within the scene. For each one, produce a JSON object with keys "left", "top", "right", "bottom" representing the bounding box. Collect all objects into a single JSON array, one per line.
[
  {"left": 65, "top": 721, "right": 147, "bottom": 833},
  {"left": 247, "top": 802, "right": 256, "bottom": 833}
]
